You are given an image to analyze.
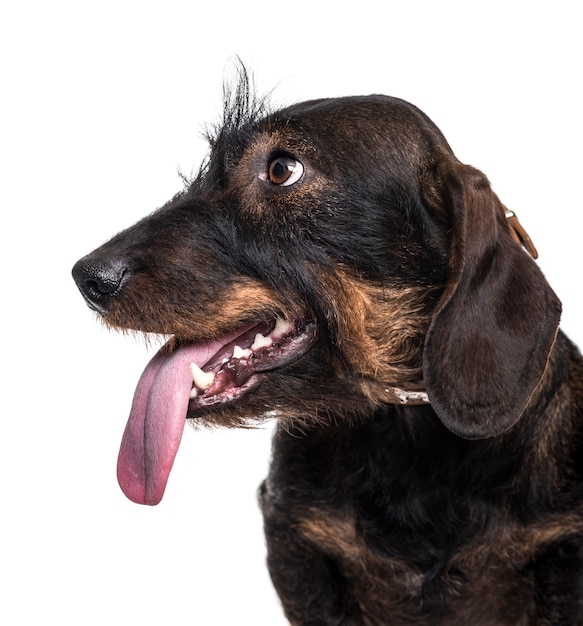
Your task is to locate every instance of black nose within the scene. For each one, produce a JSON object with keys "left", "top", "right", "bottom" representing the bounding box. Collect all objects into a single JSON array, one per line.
[{"left": 72, "top": 256, "right": 132, "bottom": 314}]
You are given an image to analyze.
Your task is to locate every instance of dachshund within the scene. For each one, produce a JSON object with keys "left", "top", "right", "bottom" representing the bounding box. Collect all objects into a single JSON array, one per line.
[{"left": 73, "top": 70, "right": 583, "bottom": 624}]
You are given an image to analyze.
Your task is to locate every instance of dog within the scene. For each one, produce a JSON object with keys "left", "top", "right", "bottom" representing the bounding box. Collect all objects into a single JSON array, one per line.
[{"left": 72, "top": 70, "right": 583, "bottom": 624}]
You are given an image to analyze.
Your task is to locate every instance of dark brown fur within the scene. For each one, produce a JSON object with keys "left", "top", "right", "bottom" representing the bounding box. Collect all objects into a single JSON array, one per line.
[{"left": 73, "top": 71, "right": 583, "bottom": 624}]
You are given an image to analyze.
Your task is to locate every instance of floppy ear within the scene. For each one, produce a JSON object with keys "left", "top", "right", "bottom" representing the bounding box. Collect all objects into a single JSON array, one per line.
[{"left": 423, "top": 162, "right": 561, "bottom": 439}]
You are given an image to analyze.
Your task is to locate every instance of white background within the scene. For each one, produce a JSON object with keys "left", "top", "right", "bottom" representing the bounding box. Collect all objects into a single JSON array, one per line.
[{"left": 1, "top": 1, "right": 581, "bottom": 624}]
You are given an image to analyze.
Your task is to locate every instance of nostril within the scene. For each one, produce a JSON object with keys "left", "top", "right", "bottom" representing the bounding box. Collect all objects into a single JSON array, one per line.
[{"left": 72, "top": 257, "right": 132, "bottom": 313}]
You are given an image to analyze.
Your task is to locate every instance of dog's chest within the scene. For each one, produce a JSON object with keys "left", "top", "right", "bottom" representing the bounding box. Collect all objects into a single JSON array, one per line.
[{"left": 297, "top": 512, "right": 537, "bottom": 625}]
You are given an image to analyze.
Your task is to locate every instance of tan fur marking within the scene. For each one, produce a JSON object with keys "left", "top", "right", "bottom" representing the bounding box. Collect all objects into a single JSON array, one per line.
[
  {"left": 107, "top": 276, "right": 289, "bottom": 341},
  {"left": 298, "top": 513, "right": 364, "bottom": 565},
  {"left": 298, "top": 509, "right": 583, "bottom": 623},
  {"left": 322, "top": 270, "right": 434, "bottom": 399},
  {"left": 298, "top": 512, "right": 425, "bottom": 622},
  {"left": 451, "top": 513, "right": 583, "bottom": 574}
]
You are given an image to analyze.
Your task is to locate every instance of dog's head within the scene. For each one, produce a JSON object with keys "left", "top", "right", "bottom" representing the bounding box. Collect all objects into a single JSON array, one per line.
[{"left": 72, "top": 72, "right": 561, "bottom": 504}]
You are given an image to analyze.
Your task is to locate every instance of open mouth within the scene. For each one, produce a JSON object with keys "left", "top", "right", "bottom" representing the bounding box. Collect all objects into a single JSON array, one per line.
[
  {"left": 188, "top": 318, "right": 316, "bottom": 411},
  {"left": 116, "top": 317, "right": 315, "bottom": 506}
]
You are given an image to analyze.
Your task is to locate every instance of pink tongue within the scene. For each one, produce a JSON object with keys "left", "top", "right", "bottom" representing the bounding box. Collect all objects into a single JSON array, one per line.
[{"left": 117, "top": 341, "right": 219, "bottom": 505}]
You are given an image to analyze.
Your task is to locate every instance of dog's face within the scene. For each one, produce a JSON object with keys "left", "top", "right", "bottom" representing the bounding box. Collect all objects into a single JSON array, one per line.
[
  {"left": 73, "top": 94, "right": 450, "bottom": 415},
  {"left": 73, "top": 81, "right": 561, "bottom": 504}
]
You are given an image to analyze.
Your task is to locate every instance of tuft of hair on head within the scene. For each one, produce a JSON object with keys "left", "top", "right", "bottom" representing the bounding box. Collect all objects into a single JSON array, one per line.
[
  {"left": 207, "top": 58, "right": 271, "bottom": 147},
  {"left": 185, "top": 59, "right": 272, "bottom": 193}
]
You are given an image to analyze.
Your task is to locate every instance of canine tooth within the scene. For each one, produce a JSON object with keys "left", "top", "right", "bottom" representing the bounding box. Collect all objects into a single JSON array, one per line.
[
  {"left": 190, "top": 363, "right": 215, "bottom": 390},
  {"left": 272, "top": 317, "right": 294, "bottom": 339},
  {"left": 232, "top": 345, "right": 251, "bottom": 359},
  {"left": 251, "top": 333, "right": 272, "bottom": 351},
  {"left": 189, "top": 387, "right": 198, "bottom": 399}
]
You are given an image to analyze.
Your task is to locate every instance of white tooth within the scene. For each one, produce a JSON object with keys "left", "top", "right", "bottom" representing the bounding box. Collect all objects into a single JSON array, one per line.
[
  {"left": 272, "top": 317, "right": 294, "bottom": 339},
  {"left": 190, "top": 362, "right": 215, "bottom": 390},
  {"left": 251, "top": 333, "right": 272, "bottom": 351},
  {"left": 232, "top": 345, "right": 251, "bottom": 359},
  {"left": 189, "top": 387, "right": 198, "bottom": 399}
]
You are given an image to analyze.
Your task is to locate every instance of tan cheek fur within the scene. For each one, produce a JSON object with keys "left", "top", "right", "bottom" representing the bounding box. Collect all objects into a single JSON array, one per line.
[{"left": 323, "top": 271, "right": 434, "bottom": 391}]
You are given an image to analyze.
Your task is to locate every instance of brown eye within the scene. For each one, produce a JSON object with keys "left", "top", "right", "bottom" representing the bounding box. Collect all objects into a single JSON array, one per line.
[{"left": 266, "top": 155, "right": 304, "bottom": 186}]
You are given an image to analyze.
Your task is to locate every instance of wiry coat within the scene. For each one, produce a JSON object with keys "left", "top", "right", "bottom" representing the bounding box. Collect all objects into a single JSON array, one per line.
[{"left": 73, "top": 73, "right": 583, "bottom": 624}]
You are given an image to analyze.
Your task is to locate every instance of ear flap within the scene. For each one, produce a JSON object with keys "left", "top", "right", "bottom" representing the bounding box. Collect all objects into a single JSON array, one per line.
[{"left": 423, "top": 163, "right": 561, "bottom": 439}]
